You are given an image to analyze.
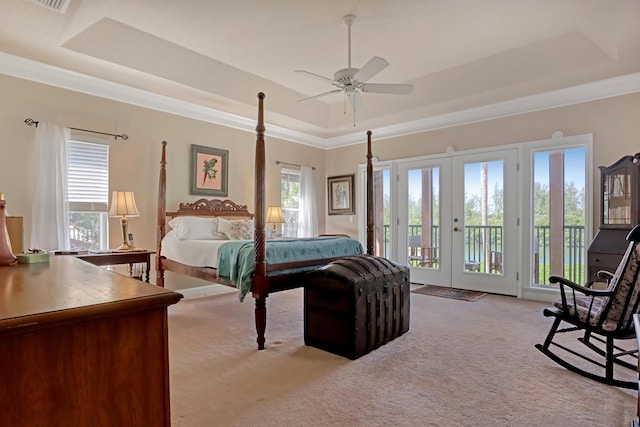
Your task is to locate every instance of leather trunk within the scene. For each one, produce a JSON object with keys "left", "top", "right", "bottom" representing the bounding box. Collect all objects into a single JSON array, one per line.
[{"left": 304, "top": 255, "right": 410, "bottom": 359}]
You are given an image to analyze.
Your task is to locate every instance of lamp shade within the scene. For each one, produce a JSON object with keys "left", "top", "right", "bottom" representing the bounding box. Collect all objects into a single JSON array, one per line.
[
  {"left": 109, "top": 191, "right": 140, "bottom": 217},
  {"left": 265, "top": 206, "right": 285, "bottom": 224}
]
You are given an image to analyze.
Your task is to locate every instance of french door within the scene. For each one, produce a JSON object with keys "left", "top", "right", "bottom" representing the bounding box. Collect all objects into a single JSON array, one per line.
[{"left": 397, "top": 149, "right": 519, "bottom": 295}]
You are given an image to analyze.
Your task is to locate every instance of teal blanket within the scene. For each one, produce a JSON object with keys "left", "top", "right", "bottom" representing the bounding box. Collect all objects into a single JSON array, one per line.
[{"left": 217, "top": 237, "right": 364, "bottom": 301}]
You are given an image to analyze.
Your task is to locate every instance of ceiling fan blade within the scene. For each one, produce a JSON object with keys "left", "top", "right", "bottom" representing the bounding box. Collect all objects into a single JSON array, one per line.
[
  {"left": 346, "top": 90, "right": 365, "bottom": 111},
  {"left": 353, "top": 56, "right": 389, "bottom": 83},
  {"left": 361, "top": 83, "right": 414, "bottom": 95},
  {"left": 298, "top": 89, "right": 343, "bottom": 102},
  {"left": 295, "top": 69, "right": 337, "bottom": 84}
]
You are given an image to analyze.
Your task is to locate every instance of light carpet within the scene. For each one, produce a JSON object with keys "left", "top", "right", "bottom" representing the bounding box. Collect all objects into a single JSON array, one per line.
[{"left": 168, "top": 287, "right": 636, "bottom": 427}]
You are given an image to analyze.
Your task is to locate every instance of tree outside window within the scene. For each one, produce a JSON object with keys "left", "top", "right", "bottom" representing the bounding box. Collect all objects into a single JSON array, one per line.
[{"left": 280, "top": 169, "right": 300, "bottom": 237}]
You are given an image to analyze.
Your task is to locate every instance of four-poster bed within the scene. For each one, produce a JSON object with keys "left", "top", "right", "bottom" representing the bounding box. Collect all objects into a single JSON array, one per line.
[{"left": 156, "top": 92, "right": 376, "bottom": 349}]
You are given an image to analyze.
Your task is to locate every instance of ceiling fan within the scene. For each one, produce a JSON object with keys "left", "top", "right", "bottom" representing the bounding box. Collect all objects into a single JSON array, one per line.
[{"left": 295, "top": 14, "right": 413, "bottom": 112}]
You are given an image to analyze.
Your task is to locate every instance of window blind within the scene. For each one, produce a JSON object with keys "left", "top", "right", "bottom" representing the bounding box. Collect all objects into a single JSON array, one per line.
[{"left": 67, "top": 140, "right": 109, "bottom": 212}]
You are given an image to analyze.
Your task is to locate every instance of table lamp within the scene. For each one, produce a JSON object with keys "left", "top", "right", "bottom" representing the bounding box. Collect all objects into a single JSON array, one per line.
[
  {"left": 265, "top": 206, "right": 285, "bottom": 234},
  {"left": 109, "top": 191, "right": 140, "bottom": 250}
]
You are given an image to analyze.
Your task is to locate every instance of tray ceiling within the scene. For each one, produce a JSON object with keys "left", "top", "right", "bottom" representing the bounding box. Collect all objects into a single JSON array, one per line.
[{"left": 1, "top": 0, "right": 639, "bottom": 147}]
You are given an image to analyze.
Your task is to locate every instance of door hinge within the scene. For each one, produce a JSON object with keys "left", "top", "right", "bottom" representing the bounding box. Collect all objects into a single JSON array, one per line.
[{"left": 516, "top": 272, "right": 519, "bottom": 281}]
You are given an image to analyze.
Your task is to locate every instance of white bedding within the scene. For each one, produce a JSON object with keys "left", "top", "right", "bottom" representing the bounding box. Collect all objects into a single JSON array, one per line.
[{"left": 161, "top": 229, "right": 235, "bottom": 268}]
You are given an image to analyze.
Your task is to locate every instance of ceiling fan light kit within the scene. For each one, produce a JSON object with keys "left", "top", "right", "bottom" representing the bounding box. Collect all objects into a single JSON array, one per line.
[{"left": 295, "top": 14, "right": 413, "bottom": 116}]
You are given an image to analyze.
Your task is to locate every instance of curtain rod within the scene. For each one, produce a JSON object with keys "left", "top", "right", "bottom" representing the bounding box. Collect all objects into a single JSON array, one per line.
[
  {"left": 275, "top": 160, "right": 316, "bottom": 171},
  {"left": 24, "top": 118, "right": 129, "bottom": 141}
]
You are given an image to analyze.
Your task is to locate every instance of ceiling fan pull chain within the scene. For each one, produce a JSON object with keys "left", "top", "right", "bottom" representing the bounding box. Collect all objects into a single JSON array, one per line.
[
  {"left": 347, "top": 16, "right": 352, "bottom": 68},
  {"left": 353, "top": 100, "right": 356, "bottom": 127}
]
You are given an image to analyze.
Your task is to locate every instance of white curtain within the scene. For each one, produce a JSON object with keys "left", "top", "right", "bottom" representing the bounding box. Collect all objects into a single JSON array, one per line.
[
  {"left": 298, "top": 166, "right": 318, "bottom": 237},
  {"left": 30, "top": 123, "right": 71, "bottom": 251}
]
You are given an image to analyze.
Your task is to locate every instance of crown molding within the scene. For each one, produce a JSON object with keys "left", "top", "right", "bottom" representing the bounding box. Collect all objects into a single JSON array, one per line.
[
  {"left": 323, "top": 72, "right": 640, "bottom": 148},
  {"left": 2, "top": 51, "right": 639, "bottom": 150},
  {"left": 0, "top": 51, "right": 325, "bottom": 146}
]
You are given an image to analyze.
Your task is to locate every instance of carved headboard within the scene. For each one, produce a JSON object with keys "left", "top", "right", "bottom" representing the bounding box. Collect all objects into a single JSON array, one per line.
[{"left": 166, "top": 199, "right": 254, "bottom": 219}]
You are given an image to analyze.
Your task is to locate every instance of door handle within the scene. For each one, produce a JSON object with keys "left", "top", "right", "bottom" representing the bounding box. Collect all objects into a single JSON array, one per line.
[{"left": 453, "top": 227, "right": 460, "bottom": 232}]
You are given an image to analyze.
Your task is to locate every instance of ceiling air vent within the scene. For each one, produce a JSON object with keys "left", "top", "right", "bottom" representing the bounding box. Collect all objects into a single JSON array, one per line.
[{"left": 27, "top": 0, "right": 71, "bottom": 13}]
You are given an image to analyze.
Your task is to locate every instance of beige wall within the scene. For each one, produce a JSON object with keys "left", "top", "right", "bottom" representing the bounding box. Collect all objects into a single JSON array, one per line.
[
  {"left": 325, "top": 92, "right": 640, "bottom": 237},
  {"left": 2, "top": 72, "right": 639, "bottom": 253},
  {"left": 0, "top": 74, "right": 326, "bottom": 252}
]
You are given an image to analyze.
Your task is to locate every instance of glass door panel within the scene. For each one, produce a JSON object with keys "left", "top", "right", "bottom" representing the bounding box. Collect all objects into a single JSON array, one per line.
[
  {"left": 397, "top": 158, "right": 451, "bottom": 287},
  {"left": 461, "top": 161, "right": 504, "bottom": 275},
  {"left": 603, "top": 167, "right": 631, "bottom": 226},
  {"left": 407, "top": 167, "right": 440, "bottom": 270},
  {"left": 452, "top": 150, "right": 518, "bottom": 295},
  {"left": 371, "top": 168, "right": 391, "bottom": 258}
]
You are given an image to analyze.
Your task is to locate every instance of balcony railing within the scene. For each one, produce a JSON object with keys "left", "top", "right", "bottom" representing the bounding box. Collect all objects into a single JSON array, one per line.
[{"left": 380, "top": 224, "right": 585, "bottom": 284}]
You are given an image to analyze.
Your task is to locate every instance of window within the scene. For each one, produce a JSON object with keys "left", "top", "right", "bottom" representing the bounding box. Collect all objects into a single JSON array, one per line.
[
  {"left": 280, "top": 169, "right": 300, "bottom": 237},
  {"left": 67, "top": 137, "right": 109, "bottom": 250},
  {"left": 531, "top": 146, "right": 587, "bottom": 285}
]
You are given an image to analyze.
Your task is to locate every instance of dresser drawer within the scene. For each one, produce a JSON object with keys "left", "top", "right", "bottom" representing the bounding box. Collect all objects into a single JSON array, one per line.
[
  {"left": 589, "top": 253, "right": 622, "bottom": 270},
  {"left": 588, "top": 252, "right": 623, "bottom": 282}
]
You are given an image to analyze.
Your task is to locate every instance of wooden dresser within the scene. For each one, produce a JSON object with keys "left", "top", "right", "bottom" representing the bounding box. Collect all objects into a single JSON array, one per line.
[{"left": 0, "top": 256, "right": 183, "bottom": 426}]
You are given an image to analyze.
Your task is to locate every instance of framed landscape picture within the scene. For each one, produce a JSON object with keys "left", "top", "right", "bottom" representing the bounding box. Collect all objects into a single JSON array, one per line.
[
  {"left": 328, "top": 174, "right": 355, "bottom": 215},
  {"left": 190, "top": 144, "right": 229, "bottom": 196}
]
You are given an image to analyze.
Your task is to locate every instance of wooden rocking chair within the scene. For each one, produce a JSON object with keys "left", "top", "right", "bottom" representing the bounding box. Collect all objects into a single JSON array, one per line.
[{"left": 535, "top": 225, "right": 640, "bottom": 389}]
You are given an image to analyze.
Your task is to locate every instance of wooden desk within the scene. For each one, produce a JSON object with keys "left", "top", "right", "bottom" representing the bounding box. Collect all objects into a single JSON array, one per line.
[
  {"left": 0, "top": 256, "right": 182, "bottom": 426},
  {"left": 77, "top": 250, "right": 155, "bottom": 282}
]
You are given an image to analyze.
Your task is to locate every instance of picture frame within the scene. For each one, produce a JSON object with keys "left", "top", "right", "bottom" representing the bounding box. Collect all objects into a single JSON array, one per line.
[
  {"left": 328, "top": 174, "right": 355, "bottom": 215},
  {"left": 190, "top": 144, "right": 229, "bottom": 196}
]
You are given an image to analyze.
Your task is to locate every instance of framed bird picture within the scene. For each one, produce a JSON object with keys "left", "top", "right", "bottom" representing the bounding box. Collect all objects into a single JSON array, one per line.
[{"left": 190, "top": 144, "right": 229, "bottom": 196}]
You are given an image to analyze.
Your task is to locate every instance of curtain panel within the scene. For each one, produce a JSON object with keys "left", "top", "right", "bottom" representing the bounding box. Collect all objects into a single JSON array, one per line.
[
  {"left": 30, "top": 123, "right": 71, "bottom": 251},
  {"left": 298, "top": 166, "right": 318, "bottom": 237}
]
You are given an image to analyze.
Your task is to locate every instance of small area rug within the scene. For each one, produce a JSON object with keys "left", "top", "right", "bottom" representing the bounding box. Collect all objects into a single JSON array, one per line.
[{"left": 411, "top": 284, "right": 487, "bottom": 301}]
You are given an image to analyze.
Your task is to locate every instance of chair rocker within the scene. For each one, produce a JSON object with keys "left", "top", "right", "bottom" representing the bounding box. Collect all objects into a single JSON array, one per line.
[{"left": 535, "top": 225, "right": 640, "bottom": 389}]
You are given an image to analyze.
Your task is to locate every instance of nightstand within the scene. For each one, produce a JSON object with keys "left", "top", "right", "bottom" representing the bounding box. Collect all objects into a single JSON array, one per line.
[{"left": 76, "top": 250, "right": 155, "bottom": 283}]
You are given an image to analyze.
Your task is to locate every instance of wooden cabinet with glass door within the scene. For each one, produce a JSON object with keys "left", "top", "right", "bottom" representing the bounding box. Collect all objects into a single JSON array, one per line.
[{"left": 587, "top": 153, "right": 640, "bottom": 283}]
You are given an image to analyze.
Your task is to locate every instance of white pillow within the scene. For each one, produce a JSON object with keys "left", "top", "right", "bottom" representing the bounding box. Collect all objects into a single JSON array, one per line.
[
  {"left": 168, "top": 216, "right": 219, "bottom": 240},
  {"left": 211, "top": 231, "right": 229, "bottom": 240},
  {"left": 217, "top": 217, "right": 254, "bottom": 240}
]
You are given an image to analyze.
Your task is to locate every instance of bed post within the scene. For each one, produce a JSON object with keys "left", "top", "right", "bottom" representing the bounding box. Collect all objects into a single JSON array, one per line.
[
  {"left": 253, "top": 92, "right": 268, "bottom": 350},
  {"left": 366, "top": 130, "right": 374, "bottom": 255},
  {"left": 156, "top": 140, "right": 168, "bottom": 287}
]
